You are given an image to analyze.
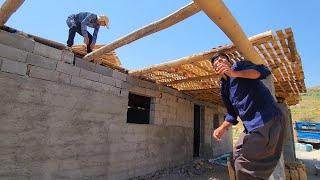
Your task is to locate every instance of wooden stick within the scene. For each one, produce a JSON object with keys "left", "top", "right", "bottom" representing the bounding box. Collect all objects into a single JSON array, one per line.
[
  {"left": 83, "top": 2, "right": 201, "bottom": 61},
  {"left": 0, "top": 0, "right": 25, "bottom": 26},
  {"left": 193, "top": 0, "right": 264, "bottom": 65}
]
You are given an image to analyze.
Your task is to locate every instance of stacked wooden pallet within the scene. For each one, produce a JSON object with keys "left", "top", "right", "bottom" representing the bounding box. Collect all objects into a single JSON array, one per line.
[
  {"left": 71, "top": 45, "right": 123, "bottom": 70},
  {"left": 130, "top": 28, "right": 306, "bottom": 106},
  {"left": 285, "top": 162, "right": 307, "bottom": 180}
]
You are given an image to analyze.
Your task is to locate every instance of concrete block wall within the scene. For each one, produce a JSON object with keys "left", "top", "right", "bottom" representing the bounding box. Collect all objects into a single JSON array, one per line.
[
  {"left": 202, "top": 105, "right": 233, "bottom": 158},
  {"left": 0, "top": 30, "right": 214, "bottom": 179},
  {"left": 151, "top": 93, "right": 194, "bottom": 128}
]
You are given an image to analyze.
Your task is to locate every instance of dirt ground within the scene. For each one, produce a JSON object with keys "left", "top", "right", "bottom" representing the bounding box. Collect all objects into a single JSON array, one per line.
[
  {"left": 132, "top": 149, "right": 320, "bottom": 180},
  {"left": 131, "top": 159, "right": 229, "bottom": 180},
  {"left": 296, "top": 149, "right": 320, "bottom": 180}
]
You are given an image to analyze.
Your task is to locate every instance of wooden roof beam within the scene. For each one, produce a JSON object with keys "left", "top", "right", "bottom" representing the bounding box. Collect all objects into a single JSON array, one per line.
[
  {"left": 83, "top": 2, "right": 201, "bottom": 61},
  {"left": 0, "top": 0, "right": 24, "bottom": 26},
  {"left": 193, "top": 0, "right": 264, "bottom": 65}
]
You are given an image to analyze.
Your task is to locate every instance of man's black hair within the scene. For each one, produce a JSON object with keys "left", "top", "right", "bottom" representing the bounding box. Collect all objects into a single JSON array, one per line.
[{"left": 210, "top": 52, "right": 230, "bottom": 63}]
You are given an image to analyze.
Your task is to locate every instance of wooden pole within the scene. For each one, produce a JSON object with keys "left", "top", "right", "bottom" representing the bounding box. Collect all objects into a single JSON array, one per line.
[
  {"left": 0, "top": 0, "right": 25, "bottom": 26},
  {"left": 83, "top": 2, "right": 201, "bottom": 61},
  {"left": 193, "top": 0, "right": 264, "bottom": 65}
]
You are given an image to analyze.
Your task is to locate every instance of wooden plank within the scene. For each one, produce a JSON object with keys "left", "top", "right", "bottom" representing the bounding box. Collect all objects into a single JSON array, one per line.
[
  {"left": 84, "top": 2, "right": 201, "bottom": 61},
  {"left": 255, "top": 44, "right": 273, "bottom": 66},
  {"left": 193, "top": 0, "right": 264, "bottom": 64},
  {"left": 196, "top": 60, "right": 214, "bottom": 73},
  {"left": 192, "top": 61, "right": 212, "bottom": 74},
  {"left": 0, "top": 0, "right": 25, "bottom": 26},
  {"left": 276, "top": 30, "right": 291, "bottom": 60}
]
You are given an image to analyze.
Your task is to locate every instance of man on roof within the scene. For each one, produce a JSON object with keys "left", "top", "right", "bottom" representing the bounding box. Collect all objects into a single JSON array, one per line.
[
  {"left": 66, "top": 12, "right": 109, "bottom": 53},
  {"left": 210, "top": 52, "right": 286, "bottom": 180}
]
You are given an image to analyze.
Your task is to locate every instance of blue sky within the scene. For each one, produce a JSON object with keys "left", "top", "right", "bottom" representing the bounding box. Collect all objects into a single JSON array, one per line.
[{"left": 1, "top": 0, "right": 319, "bottom": 87}]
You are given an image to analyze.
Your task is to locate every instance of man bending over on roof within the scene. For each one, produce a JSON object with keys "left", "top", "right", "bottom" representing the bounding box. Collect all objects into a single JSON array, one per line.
[
  {"left": 66, "top": 12, "right": 109, "bottom": 53},
  {"left": 210, "top": 52, "right": 286, "bottom": 180}
]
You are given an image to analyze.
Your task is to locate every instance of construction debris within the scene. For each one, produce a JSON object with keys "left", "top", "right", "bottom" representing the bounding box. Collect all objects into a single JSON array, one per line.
[
  {"left": 208, "top": 153, "right": 231, "bottom": 166},
  {"left": 131, "top": 159, "right": 224, "bottom": 180}
]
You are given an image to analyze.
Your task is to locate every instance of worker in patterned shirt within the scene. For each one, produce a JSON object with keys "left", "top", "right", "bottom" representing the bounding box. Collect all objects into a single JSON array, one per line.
[{"left": 66, "top": 12, "right": 109, "bottom": 53}]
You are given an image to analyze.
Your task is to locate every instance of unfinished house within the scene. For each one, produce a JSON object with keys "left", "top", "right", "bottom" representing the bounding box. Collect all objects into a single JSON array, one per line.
[{"left": 0, "top": 0, "right": 306, "bottom": 179}]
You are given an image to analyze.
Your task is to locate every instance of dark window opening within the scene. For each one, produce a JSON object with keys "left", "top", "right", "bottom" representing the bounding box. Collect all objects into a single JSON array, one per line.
[{"left": 127, "top": 93, "right": 151, "bottom": 124}]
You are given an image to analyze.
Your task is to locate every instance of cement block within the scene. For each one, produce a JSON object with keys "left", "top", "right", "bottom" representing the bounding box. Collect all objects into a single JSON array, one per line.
[
  {"left": 56, "top": 61, "right": 80, "bottom": 76},
  {"left": 1, "top": 59, "right": 27, "bottom": 75},
  {"left": 95, "top": 65, "right": 113, "bottom": 76},
  {"left": 112, "top": 70, "right": 127, "bottom": 81},
  {"left": 144, "top": 88, "right": 161, "bottom": 98},
  {"left": 58, "top": 72, "right": 71, "bottom": 84},
  {"left": 109, "top": 86, "right": 121, "bottom": 96},
  {"left": 99, "top": 75, "right": 116, "bottom": 86},
  {"left": 0, "top": 30, "right": 35, "bottom": 52},
  {"left": 115, "top": 79, "right": 122, "bottom": 88},
  {"left": 128, "top": 86, "right": 146, "bottom": 96},
  {"left": 61, "top": 50, "right": 74, "bottom": 64},
  {"left": 120, "top": 89, "right": 129, "bottom": 98},
  {"left": 80, "top": 69, "right": 100, "bottom": 82},
  {"left": 90, "top": 81, "right": 110, "bottom": 93},
  {"left": 34, "top": 42, "right": 62, "bottom": 60},
  {"left": 29, "top": 66, "right": 59, "bottom": 81},
  {"left": 26, "top": 53, "right": 58, "bottom": 70},
  {"left": 127, "top": 75, "right": 158, "bottom": 90},
  {"left": 70, "top": 76, "right": 94, "bottom": 89},
  {"left": 121, "top": 82, "right": 131, "bottom": 89},
  {"left": 126, "top": 74, "right": 136, "bottom": 84},
  {"left": 138, "top": 80, "right": 158, "bottom": 90},
  {"left": 75, "top": 57, "right": 113, "bottom": 76},
  {"left": 75, "top": 57, "right": 96, "bottom": 72},
  {"left": 160, "top": 85, "right": 180, "bottom": 97},
  {"left": 0, "top": 43, "right": 28, "bottom": 62}
]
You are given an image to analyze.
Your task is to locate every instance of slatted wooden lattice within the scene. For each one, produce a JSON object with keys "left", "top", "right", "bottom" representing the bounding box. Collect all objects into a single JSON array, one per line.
[
  {"left": 130, "top": 28, "right": 306, "bottom": 106},
  {"left": 72, "top": 44, "right": 122, "bottom": 68}
]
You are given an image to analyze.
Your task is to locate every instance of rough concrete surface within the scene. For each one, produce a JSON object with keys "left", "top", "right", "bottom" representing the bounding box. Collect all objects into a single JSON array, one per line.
[{"left": 0, "top": 29, "right": 232, "bottom": 179}]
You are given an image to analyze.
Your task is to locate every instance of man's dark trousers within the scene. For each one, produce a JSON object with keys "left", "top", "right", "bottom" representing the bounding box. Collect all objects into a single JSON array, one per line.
[
  {"left": 67, "top": 25, "right": 93, "bottom": 53},
  {"left": 230, "top": 113, "right": 287, "bottom": 180}
]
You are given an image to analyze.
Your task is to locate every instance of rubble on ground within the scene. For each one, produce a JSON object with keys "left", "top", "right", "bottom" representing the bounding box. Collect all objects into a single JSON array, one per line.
[{"left": 131, "top": 159, "right": 219, "bottom": 180}]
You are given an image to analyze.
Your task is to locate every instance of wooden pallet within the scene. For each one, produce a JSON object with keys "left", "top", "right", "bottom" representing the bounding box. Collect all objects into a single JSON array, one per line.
[{"left": 130, "top": 28, "right": 306, "bottom": 106}]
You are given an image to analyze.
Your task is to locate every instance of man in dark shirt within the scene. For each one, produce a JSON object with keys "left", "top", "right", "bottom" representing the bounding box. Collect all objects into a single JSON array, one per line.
[
  {"left": 66, "top": 12, "right": 109, "bottom": 53},
  {"left": 211, "top": 52, "right": 286, "bottom": 180}
]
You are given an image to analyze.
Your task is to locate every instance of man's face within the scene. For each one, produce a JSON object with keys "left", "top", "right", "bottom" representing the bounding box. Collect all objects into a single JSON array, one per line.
[
  {"left": 98, "top": 19, "right": 106, "bottom": 26},
  {"left": 212, "top": 56, "right": 231, "bottom": 75}
]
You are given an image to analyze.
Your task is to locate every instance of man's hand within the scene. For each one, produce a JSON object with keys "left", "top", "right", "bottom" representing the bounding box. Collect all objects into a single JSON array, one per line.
[
  {"left": 215, "top": 62, "right": 237, "bottom": 77},
  {"left": 213, "top": 126, "right": 226, "bottom": 141},
  {"left": 84, "top": 36, "right": 89, "bottom": 45},
  {"left": 90, "top": 44, "right": 95, "bottom": 50},
  {"left": 212, "top": 121, "right": 232, "bottom": 141}
]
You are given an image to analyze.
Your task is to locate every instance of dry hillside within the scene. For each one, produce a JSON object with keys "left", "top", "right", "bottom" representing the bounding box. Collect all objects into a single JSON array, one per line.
[{"left": 291, "top": 87, "right": 320, "bottom": 122}]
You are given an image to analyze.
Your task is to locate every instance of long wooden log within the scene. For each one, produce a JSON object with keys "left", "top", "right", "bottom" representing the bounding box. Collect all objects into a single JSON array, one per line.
[
  {"left": 0, "top": 0, "right": 25, "bottom": 26},
  {"left": 193, "top": 0, "right": 264, "bottom": 65},
  {"left": 83, "top": 2, "right": 201, "bottom": 61}
]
